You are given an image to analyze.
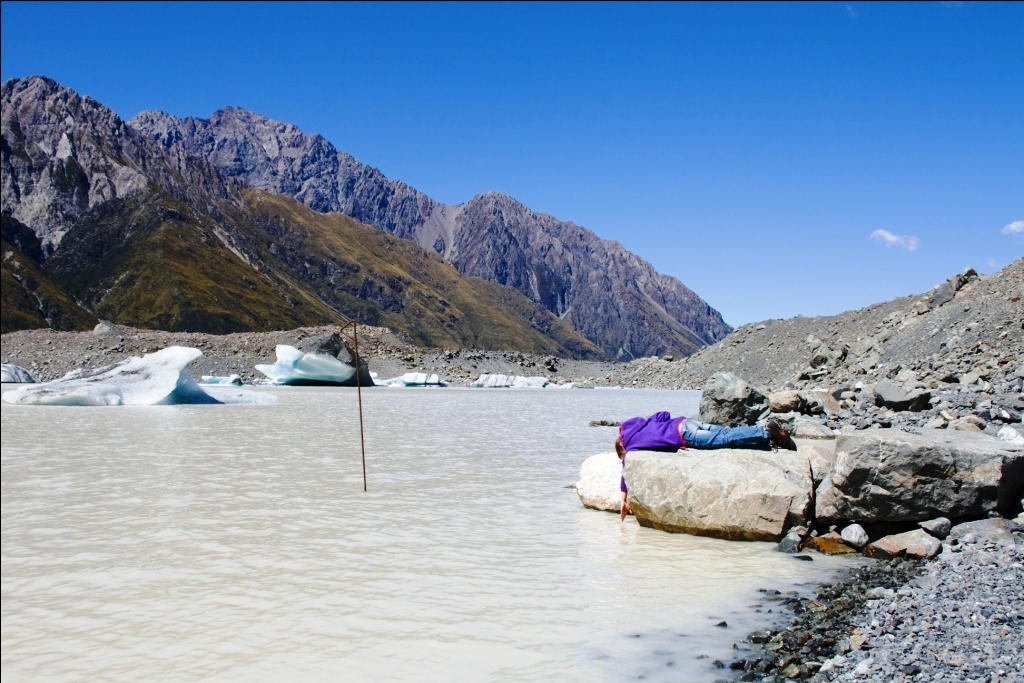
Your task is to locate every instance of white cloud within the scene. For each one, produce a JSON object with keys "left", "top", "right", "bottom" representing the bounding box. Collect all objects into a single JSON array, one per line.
[
  {"left": 870, "top": 229, "right": 919, "bottom": 251},
  {"left": 1002, "top": 220, "right": 1024, "bottom": 235}
]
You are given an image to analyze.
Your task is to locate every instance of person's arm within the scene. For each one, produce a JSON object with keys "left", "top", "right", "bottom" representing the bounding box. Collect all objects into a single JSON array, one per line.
[{"left": 620, "top": 490, "right": 631, "bottom": 521}]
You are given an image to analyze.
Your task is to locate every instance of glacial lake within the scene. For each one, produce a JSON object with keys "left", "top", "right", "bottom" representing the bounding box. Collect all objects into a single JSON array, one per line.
[{"left": 1, "top": 386, "right": 857, "bottom": 682}]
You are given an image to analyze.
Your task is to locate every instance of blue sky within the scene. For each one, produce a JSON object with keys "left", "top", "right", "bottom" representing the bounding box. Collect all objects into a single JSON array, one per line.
[{"left": 2, "top": 2, "right": 1021, "bottom": 325}]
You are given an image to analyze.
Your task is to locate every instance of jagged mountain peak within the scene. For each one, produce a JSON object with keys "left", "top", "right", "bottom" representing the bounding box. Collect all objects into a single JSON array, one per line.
[{"left": 128, "top": 102, "right": 730, "bottom": 357}]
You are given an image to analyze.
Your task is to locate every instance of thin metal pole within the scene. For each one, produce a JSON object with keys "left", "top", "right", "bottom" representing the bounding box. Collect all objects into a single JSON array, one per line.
[{"left": 354, "top": 321, "right": 367, "bottom": 492}]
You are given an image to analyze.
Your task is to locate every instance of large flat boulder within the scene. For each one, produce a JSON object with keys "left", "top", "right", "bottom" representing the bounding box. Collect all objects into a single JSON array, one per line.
[
  {"left": 624, "top": 449, "right": 813, "bottom": 542},
  {"left": 576, "top": 451, "right": 622, "bottom": 512},
  {"left": 815, "top": 429, "right": 1024, "bottom": 523},
  {"left": 698, "top": 372, "right": 769, "bottom": 427}
]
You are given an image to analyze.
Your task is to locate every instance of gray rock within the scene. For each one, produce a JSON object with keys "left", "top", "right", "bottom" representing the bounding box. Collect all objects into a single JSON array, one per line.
[
  {"left": 576, "top": 451, "right": 623, "bottom": 513},
  {"left": 698, "top": 372, "right": 769, "bottom": 427},
  {"left": 918, "top": 517, "right": 951, "bottom": 539},
  {"left": 769, "top": 390, "right": 805, "bottom": 414},
  {"left": 624, "top": 448, "right": 813, "bottom": 541},
  {"left": 801, "top": 389, "right": 841, "bottom": 416},
  {"left": 92, "top": 321, "right": 114, "bottom": 336},
  {"left": 815, "top": 428, "right": 1024, "bottom": 523},
  {"left": 873, "top": 381, "right": 930, "bottom": 412},
  {"left": 776, "top": 532, "right": 802, "bottom": 553},
  {"left": 949, "top": 414, "right": 985, "bottom": 431},
  {"left": 840, "top": 523, "right": 870, "bottom": 549},
  {"left": 949, "top": 518, "right": 1018, "bottom": 543}
]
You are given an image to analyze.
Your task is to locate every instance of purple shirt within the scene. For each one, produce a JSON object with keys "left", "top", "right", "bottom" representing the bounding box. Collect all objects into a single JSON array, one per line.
[{"left": 619, "top": 412, "right": 687, "bottom": 493}]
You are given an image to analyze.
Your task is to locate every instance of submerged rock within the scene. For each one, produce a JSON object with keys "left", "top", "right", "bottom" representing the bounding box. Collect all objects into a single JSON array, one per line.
[
  {"left": 806, "top": 536, "right": 856, "bottom": 555},
  {"left": 698, "top": 372, "right": 769, "bottom": 427},
  {"left": 776, "top": 532, "right": 802, "bottom": 553},
  {"left": 1, "top": 363, "right": 38, "bottom": 383},
  {"left": 815, "top": 428, "right": 1024, "bottom": 523},
  {"left": 624, "top": 448, "right": 812, "bottom": 541},
  {"left": 576, "top": 451, "right": 622, "bottom": 512}
]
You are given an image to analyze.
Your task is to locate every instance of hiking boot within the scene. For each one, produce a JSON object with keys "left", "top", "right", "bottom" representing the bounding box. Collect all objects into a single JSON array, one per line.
[{"left": 767, "top": 419, "right": 797, "bottom": 451}]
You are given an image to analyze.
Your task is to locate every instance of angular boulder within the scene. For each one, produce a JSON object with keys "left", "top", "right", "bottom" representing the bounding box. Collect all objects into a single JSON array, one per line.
[
  {"left": 840, "top": 523, "right": 870, "bottom": 550},
  {"left": 576, "top": 451, "right": 622, "bottom": 512},
  {"left": 864, "top": 529, "right": 941, "bottom": 560},
  {"left": 873, "top": 381, "right": 930, "bottom": 412},
  {"left": 769, "top": 390, "right": 805, "bottom": 414},
  {"left": 624, "top": 448, "right": 813, "bottom": 542},
  {"left": 698, "top": 372, "right": 769, "bottom": 427},
  {"left": 804, "top": 444, "right": 836, "bottom": 486},
  {"left": 949, "top": 518, "right": 1019, "bottom": 544},
  {"left": 815, "top": 429, "right": 1024, "bottom": 523},
  {"left": 801, "top": 390, "right": 841, "bottom": 417},
  {"left": 918, "top": 517, "right": 951, "bottom": 540}
]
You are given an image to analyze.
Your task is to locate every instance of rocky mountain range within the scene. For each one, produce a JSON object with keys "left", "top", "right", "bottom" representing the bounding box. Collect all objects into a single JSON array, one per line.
[
  {"left": 129, "top": 106, "right": 731, "bottom": 358},
  {"left": 1, "top": 76, "right": 602, "bottom": 357}
]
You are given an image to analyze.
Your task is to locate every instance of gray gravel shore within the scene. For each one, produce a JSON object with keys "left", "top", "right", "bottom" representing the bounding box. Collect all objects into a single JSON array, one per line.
[{"left": 816, "top": 529, "right": 1022, "bottom": 683}]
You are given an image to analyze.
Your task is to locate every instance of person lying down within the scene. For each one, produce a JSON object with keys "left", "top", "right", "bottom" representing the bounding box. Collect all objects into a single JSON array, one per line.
[{"left": 614, "top": 412, "right": 797, "bottom": 521}]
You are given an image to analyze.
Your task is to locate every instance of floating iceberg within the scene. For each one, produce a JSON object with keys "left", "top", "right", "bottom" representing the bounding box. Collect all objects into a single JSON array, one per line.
[
  {"left": 2, "top": 347, "right": 277, "bottom": 406},
  {"left": 1, "top": 364, "right": 38, "bottom": 383},
  {"left": 376, "top": 372, "right": 448, "bottom": 387},
  {"left": 202, "top": 374, "right": 243, "bottom": 385},
  {"left": 468, "top": 373, "right": 551, "bottom": 388},
  {"left": 255, "top": 345, "right": 371, "bottom": 386}
]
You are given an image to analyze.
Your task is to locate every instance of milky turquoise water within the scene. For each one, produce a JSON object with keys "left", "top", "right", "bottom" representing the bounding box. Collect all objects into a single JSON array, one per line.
[{"left": 2, "top": 386, "right": 856, "bottom": 682}]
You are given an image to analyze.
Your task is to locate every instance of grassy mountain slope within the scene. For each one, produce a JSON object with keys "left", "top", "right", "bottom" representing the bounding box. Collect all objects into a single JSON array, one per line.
[
  {"left": 229, "top": 191, "right": 604, "bottom": 357},
  {"left": 1, "top": 215, "right": 97, "bottom": 333}
]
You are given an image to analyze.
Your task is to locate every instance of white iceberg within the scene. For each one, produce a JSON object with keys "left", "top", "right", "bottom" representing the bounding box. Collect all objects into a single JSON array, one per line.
[
  {"left": 468, "top": 373, "right": 551, "bottom": 388},
  {"left": 1, "top": 364, "right": 38, "bottom": 383},
  {"left": 376, "top": 372, "right": 448, "bottom": 387},
  {"left": 255, "top": 345, "right": 369, "bottom": 386},
  {"left": 201, "top": 374, "right": 243, "bottom": 385},
  {"left": 2, "top": 347, "right": 276, "bottom": 406}
]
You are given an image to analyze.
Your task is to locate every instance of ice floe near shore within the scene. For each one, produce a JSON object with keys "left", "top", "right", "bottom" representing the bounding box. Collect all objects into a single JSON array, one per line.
[
  {"left": 1, "top": 364, "right": 38, "bottom": 383},
  {"left": 255, "top": 345, "right": 369, "bottom": 386},
  {"left": 467, "top": 373, "right": 577, "bottom": 388},
  {"left": 201, "top": 374, "right": 243, "bottom": 385},
  {"left": 374, "top": 372, "right": 448, "bottom": 387},
  {"left": 3, "top": 347, "right": 276, "bottom": 406}
]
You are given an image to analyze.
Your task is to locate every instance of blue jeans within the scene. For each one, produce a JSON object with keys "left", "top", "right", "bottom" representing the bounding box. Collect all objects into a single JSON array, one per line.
[{"left": 681, "top": 419, "right": 771, "bottom": 451}]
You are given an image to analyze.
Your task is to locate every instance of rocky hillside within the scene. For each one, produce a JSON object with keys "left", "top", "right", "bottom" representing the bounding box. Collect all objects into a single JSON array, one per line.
[
  {"left": 130, "top": 106, "right": 731, "bottom": 358},
  {"left": 0, "top": 76, "right": 602, "bottom": 357},
  {"left": 609, "top": 259, "right": 1024, "bottom": 393}
]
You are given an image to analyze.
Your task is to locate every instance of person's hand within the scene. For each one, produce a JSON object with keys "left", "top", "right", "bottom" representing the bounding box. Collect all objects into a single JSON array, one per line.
[{"left": 620, "top": 500, "right": 631, "bottom": 521}]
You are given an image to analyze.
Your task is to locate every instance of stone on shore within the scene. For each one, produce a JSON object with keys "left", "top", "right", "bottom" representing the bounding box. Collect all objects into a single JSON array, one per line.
[
  {"left": 806, "top": 536, "right": 856, "bottom": 555},
  {"left": 624, "top": 448, "right": 812, "bottom": 541},
  {"left": 864, "top": 529, "right": 941, "bottom": 560},
  {"left": 948, "top": 414, "right": 985, "bottom": 432},
  {"left": 948, "top": 517, "right": 1019, "bottom": 543},
  {"left": 840, "top": 523, "right": 870, "bottom": 549},
  {"left": 815, "top": 428, "right": 1024, "bottom": 523},
  {"left": 697, "top": 372, "right": 769, "bottom": 427},
  {"left": 769, "top": 390, "right": 804, "bottom": 414},
  {"left": 918, "top": 517, "right": 951, "bottom": 539},
  {"left": 872, "top": 381, "right": 930, "bottom": 412},
  {"left": 575, "top": 451, "right": 622, "bottom": 512},
  {"left": 775, "top": 532, "right": 802, "bottom": 553}
]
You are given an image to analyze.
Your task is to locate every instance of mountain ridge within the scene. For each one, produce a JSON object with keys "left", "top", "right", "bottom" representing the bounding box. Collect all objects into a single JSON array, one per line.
[
  {"left": 0, "top": 75, "right": 603, "bottom": 357},
  {"left": 129, "top": 105, "right": 731, "bottom": 358}
]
